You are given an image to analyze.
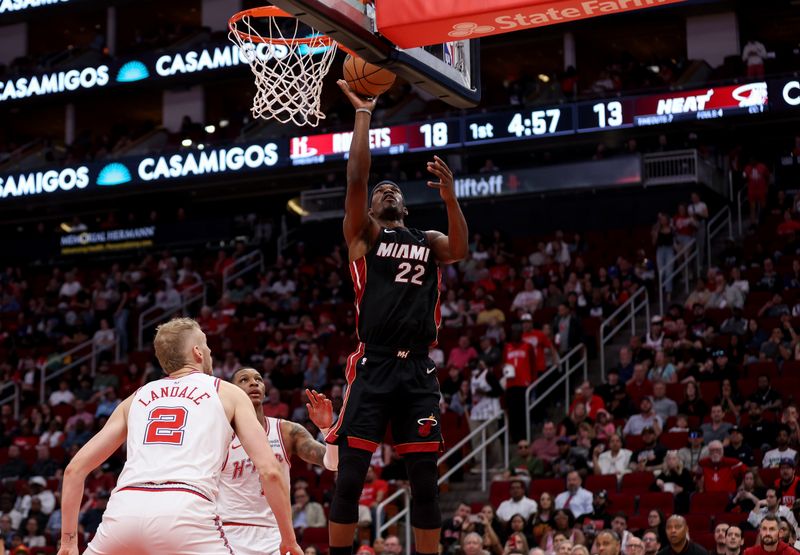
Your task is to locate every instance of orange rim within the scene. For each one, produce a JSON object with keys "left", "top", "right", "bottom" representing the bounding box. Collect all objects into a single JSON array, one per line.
[{"left": 228, "top": 6, "right": 335, "bottom": 46}]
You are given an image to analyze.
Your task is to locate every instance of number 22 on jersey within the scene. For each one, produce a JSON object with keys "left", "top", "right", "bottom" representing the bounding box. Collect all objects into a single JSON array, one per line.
[
  {"left": 395, "top": 262, "right": 425, "bottom": 285},
  {"left": 144, "top": 406, "right": 188, "bottom": 445}
]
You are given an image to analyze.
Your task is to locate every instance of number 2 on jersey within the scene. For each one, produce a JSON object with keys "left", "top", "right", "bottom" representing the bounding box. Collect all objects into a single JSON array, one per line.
[
  {"left": 144, "top": 406, "right": 188, "bottom": 445},
  {"left": 395, "top": 262, "right": 425, "bottom": 285}
]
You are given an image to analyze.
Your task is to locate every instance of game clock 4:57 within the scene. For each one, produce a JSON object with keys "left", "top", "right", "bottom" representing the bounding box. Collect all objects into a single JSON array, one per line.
[{"left": 464, "top": 106, "right": 575, "bottom": 145}]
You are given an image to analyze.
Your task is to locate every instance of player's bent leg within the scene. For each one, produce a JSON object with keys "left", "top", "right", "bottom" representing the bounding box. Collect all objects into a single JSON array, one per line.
[
  {"left": 330, "top": 444, "right": 373, "bottom": 554},
  {"left": 404, "top": 451, "right": 441, "bottom": 553}
]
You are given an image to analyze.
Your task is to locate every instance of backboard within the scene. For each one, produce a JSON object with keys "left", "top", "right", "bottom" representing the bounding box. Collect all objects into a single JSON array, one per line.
[{"left": 266, "top": 0, "right": 481, "bottom": 108}]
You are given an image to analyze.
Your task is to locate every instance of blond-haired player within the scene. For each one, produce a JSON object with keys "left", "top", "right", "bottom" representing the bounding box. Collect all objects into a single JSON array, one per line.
[
  {"left": 217, "top": 367, "right": 338, "bottom": 555},
  {"left": 57, "top": 318, "right": 301, "bottom": 555}
]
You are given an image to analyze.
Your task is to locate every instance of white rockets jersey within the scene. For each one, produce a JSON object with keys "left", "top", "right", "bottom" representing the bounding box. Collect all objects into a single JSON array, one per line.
[
  {"left": 216, "top": 417, "right": 291, "bottom": 526},
  {"left": 115, "top": 372, "right": 232, "bottom": 502}
]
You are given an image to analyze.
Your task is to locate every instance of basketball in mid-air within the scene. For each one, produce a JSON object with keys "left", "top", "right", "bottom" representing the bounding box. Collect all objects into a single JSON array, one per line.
[{"left": 343, "top": 54, "right": 396, "bottom": 97}]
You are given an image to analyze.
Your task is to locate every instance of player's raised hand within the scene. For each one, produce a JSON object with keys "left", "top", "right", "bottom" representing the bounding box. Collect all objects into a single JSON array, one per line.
[
  {"left": 337, "top": 79, "right": 379, "bottom": 112},
  {"left": 305, "top": 389, "right": 334, "bottom": 431},
  {"left": 426, "top": 155, "right": 456, "bottom": 202}
]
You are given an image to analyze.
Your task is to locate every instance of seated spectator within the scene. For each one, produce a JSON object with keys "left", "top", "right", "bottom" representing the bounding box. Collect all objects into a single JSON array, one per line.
[
  {"left": 570, "top": 381, "right": 606, "bottom": 420},
  {"left": 594, "top": 529, "right": 621, "bottom": 555},
  {"left": 760, "top": 328, "right": 792, "bottom": 363},
  {"left": 461, "top": 531, "right": 491, "bottom": 555},
  {"left": 659, "top": 515, "right": 708, "bottom": 555},
  {"left": 648, "top": 353, "right": 677, "bottom": 384},
  {"left": 747, "top": 490, "right": 798, "bottom": 535},
  {"left": 0, "top": 446, "right": 28, "bottom": 480},
  {"left": 511, "top": 279, "right": 543, "bottom": 314},
  {"left": 612, "top": 513, "right": 635, "bottom": 553},
  {"left": 30, "top": 446, "right": 58, "bottom": 478},
  {"left": 721, "top": 308, "right": 749, "bottom": 336},
  {"left": 685, "top": 282, "right": 710, "bottom": 309},
  {"left": 496, "top": 479, "right": 538, "bottom": 523},
  {"left": 540, "top": 509, "right": 586, "bottom": 552},
  {"left": 559, "top": 402, "right": 591, "bottom": 442},
  {"left": 631, "top": 427, "right": 667, "bottom": 473},
  {"left": 92, "top": 362, "right": 119, "bottom": 393},
  {"left": 747, "top": 375, "right": 783, "bottom": 412},
  {"left": 532, "top": 421, "right": 560, "bottom": 464},
  {"left": 292, "top": 488, "right": 326, "bottom": 531},
  {"left": 625, "top": 365, "right": 653, "bottom": 407},
  {"left": 715, "top": 379, "right": 742, "bottom": 422},
  {"left": 678, "top": 382, "right": 709, "bottom": 420},
  {"left": 701, "top": 405, "right": 733, "bottom": 444},
  {"left": 594, "top": 410, "right": 616, "bottom": 441},
  {"left": 759, "top": 295, "right": 791, "bottom": 319},
  {"left": 552, "top": 438, "right": 589, "bottom": 478},
  {"left": 262, "top": 387, "right": 289, "bottom": 419},
  {"left": 744, "top": 403, "right": 779, "bottom": 452},
  {"left": 728, "top": 470, "right": 766, "bottom": 514},
  {"left": 21, "top": 517, "right": 45, "bottom": 548},
  {"left": 643, "top": 531, "right": 661, "bottom": 555},
  {"left": 697, "top": 440, "right": 745, "bottom": 493},
  {"left": 592, "top": 433, "right": 632, "bottom": 482},
  {"left": 448, "top": 336, "right": 478, "bottom": 370},
  {"left": 16, "top": 477, "right": 56, "bottom": 516},
  {"left": 581, "top": 489, "right": 613, "bottom": 532},
  {"left": 95, "top": 388, "right": 121, "bottom": 418},
  {"left": 79, "top": 490, "right": 109, "bottom": 535},
  {"left": 763, "top": 426, "right": 797, "bottom": 468},
  {"left": 505, "top": 439, "right": 546, "bottom": 481},
  {"left": 48, "top": 380, "right": 75, "bottom": 406},
  {"left": 774, "top": 460, "right": 800, "bottom": 508},
  {"left": 653, "top": 450, "right": 694, "bottom": 513},
  {"left": 553, "top": 303, "right": 582, "bottom": 356},
  {"left": 724, "top": 426, "right": 755, "bottom": 467},
  {"left": 555, "top": 471, "right": 593, "bottom": 518},
  {"left": 651, "top": 382, "right": 678, "bottom": 422},
  {"left": 679, "top": 430, "right": 709, "bottom": 473},
  {"left": 533, "top": 493, "right": 556, "bottom": 545},
  {"left": 63, "top": 419, "right": 91, "bottom": 449},
  {"left": 623, "top": 398, "right": 662, "bottom": 437},
  {"left": 608, "top": 348, "right": 635, "bottom": 384},
  {"left": 441, "top": 503, "right": 472, "bottom": 552}
]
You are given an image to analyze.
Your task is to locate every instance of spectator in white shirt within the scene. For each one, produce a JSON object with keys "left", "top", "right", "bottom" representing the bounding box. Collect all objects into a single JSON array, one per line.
[
  {"left": 92, "top": 319, "right": 116, "bottom": 353},
  {"left": 15, "top": 477, "right": 56, "bottom": 516},
  {"left": 48, "top": 380, "right": 75, "bottom": 406},
  {"left": 511, "top": 279, "right": 543, "bottom": 313},
  {"left": 555, "top": 471, "right": 593, "bottom": 518},
  {"left": 593, "top": 434, "right": 632, "bottom": 482},
  {"left": 496, "top": 479, "right": 538, "bottom": 523},
  {"left": 546, "top": 231, "right": 571, "bottom": 267},
  {"left": 59, "top": 272, "right": 82, "bottom": 299},
  {"left": 747, "top": 489, "right": 798, "bottom": 534},
  {"left": 623, "top": 397, "right": 663, "bottom": 437},
  {"left": 155, "top": 281, "right": 182, "bottom": 310},
  {"left": 762, "top": 426, "right": 798, "bottom": 468},
  {"left": 742, "top": 39, "right": 768, "bottom": 78},
  {"left": 270, "top": 272, "right": 297, "bottom": 296}
]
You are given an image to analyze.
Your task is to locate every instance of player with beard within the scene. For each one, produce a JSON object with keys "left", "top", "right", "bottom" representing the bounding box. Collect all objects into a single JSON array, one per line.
[
  {"left": 327, "top": 80, "right": 468, "bottom": 555},
  {"left": 217, "top": 368, "right": 338, "bottom": 555},
  {"left": 744, "top": 516, "right": 793, "bottom": 555}
]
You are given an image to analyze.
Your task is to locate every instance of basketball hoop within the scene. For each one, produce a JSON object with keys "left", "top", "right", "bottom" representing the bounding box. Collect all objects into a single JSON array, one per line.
[{"left": 228, "top": 6, "right": 343, "bottom": 127}]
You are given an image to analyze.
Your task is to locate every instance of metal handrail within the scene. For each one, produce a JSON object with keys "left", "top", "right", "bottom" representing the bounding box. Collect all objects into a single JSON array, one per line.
[
  {"left": 39, "top": 337, "right": 120, "bottom": 403},
  {"left": 375, "top": 488, "right": 412, "bottom": 555},
  {"left": 137, "top": 282, "right": 206, "bottom": 349},
  {"left": 737, "top": 184, "right": 748, "bottom": 237},
  {"left": 657, "top": 238, "right": 698, "bottom": 316},
  {"left": 376, "top": 412, "right": 510, "bottom": 553},
  {"left": 0, "top": 382, "right": 20, "bottom": 419},
  {"left": 706, "top": 206, "right": 733, "bottom": 268},
  {"left": 599, "top": 287, "right": 650, "bottom": 380},
  {"left": 525, "top": 344, "right": 587, "bottom": 441},
  {"left": 222, "top": 250, "right": 265, "bottom": 293},
  {"left": 642, "top": 150, "right": 699, "bottom": 186}
]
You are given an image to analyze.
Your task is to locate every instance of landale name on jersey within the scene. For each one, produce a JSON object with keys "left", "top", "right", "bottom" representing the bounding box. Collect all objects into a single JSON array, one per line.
[
  {"left": 137, "top": 385, "right": 211, "bottom": 407},
  {"left": 376, "top": 242, "right": 431, "bottom": 262}
]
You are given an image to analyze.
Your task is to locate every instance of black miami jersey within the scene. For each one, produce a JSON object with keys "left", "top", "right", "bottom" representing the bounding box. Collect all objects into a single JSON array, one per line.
[{"left": 350, "top": 227, "right": 441, "bottom": 349}]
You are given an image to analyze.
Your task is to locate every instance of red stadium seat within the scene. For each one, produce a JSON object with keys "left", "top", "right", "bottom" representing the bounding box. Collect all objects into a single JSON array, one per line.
[
  {"left": 625, "top": 435, "right": 645, "bottom": 452},
  {"left": 637, "top": 492, "right": 674, "bottom": 515},
  {"left": 585, "top": 474, "right": 617, "bottom": 494},
  {"left": 692, "top": 532, "right": 716, "bottom": 551},
  {"left": 759, "top": 467, "right": 780, "bottom": 486},
  {"left": 490, "top": 480, "right": 512, "bottom": 508},
  {"left": 684, "top": 513, "right": 711, "bottom": 533},
  {"left": 746, "top": 360, "right": 778, "bottom": 379},
  {"left": 621, "top": 471, "right": 655, "bottom": 493},
  {"left": 715, "top": 513, "right": 747, "bottom": 527},
  {"left": 302, "top": 527, "right": 329, "bottom": 551},
  {"left": 690, "top": 492, "right": 730, "bottom": 514},
  {"left": 627, "top": 515, "right": 649, "bottom": 531},
  {"left": 606, "top": 493, "right": 635, "bottom": 515},
  {"left": 660, "top": 432, "right": 688, "bottom": 450},
  {"left": 530, "top": 478, "right": 564, "bottom": 499}
]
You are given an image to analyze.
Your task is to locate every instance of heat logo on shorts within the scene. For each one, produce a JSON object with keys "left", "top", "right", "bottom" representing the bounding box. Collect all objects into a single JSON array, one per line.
[{"left": 417, "top": 415, "right": 438, "bottom": 438}]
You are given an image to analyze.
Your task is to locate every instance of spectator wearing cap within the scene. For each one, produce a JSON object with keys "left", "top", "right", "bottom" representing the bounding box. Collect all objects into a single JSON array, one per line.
[
  {"left": 555, "top": 471, "right": 593, "bottom": 518},
  {"left": 763, "top": 426, "right": 798, "bottom": 468},
  {"left": 744, "top": 516, "right": 794, "bottom": 555},
  {"left": 701, "top": 405, "right": 733, "bottom": 444},
  {"left": 747, "top": 489, "right": 799, "bottom": 534},
  {"left": 532, "top": 421, "right": 559, "bottom": 463},
  {"left": 583, "top": 489, "right": 613, "bottom": 531},
  {"left": 631, "top": 427, "right": 667, "bottom": 472},
  {"left": 724, "top": 426, "right": 755, "bottom": 467},
  {"left": 657, "top": 515, "right": 708, "bottom": 555},
  {"left": 496, "top": 479, "right": 539, "bottom": 522},
  {"left": 678, "top": 429, "right": 707, "bottom": 472},
  {"left": 522, "top": 317, "right": 559, "bottom": 378},
  {"left": 552, "top": 437, "right": 589, "bottom": 479},
  {"left": 570, "top": 381, "right": 606, "bottom": 420},
  {"left": 774, "top": 459, "right": 800, "bottom": 508},
  {"left": 697, "top": 440, "right": 745, "bottom": 493},
  {"left": 15, "top": 476, "right": 56, "bottom": 517},
  {"left": 623, "top": 397, "right": 662, "bottom": 437},
  {"left": 651, "top": 382, "right": 678, "bottom": 422},
  {"left": 593, "top": 433, "right": 632, "bottom": 482}
]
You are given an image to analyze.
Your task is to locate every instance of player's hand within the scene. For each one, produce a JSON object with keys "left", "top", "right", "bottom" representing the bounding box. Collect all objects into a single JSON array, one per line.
[
  {"left": 306, "top": 389, "right": 334, "bottom": 431},
  {"left": 281, "top": 540, "right": 304, "bottom": 555},
  {"left": 337, "top": 79, "right": 379, "bottom": 112},
  {"left": 426, "top": 155, "right": 456, "bottom": 202},
  {"left": 57, "top": 543, "right": 79, "bottom": 555}
]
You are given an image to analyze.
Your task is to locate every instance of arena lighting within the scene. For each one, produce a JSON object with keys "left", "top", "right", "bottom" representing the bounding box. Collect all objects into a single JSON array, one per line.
[
  {"left": 204, "top": 125, "right": 216, "bottom": 133},
  {"left": 197, "top": 144, "right": 205, "bottom": 150},
  {"left": 287, "top": 197, "right": 308, "bottom": 216},
  {"left": 538, "top": 74, "right": 550, "bottom": 83},
  {"left": 219, "top": 119, "right": 230, "bottom": 128},
  {"left": 59, "top": 222, "right": 72, "bottom": 233},
  {"left": 181, "top": 138, "right": 192, "bottom": 147}
]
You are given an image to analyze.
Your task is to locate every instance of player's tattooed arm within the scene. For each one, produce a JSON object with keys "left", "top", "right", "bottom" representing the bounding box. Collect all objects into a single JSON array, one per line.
[{"left": 285, "top": 421, "right": 326, "bottom": 467}]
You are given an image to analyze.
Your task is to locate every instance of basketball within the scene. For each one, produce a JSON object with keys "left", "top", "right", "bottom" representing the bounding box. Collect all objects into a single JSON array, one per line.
[{"left": 343, "top": 54, "right": 396, "bottom": 97}]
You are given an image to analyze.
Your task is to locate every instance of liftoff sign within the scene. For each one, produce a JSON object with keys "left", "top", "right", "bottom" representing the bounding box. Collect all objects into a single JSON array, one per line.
[{"left": 375, "top": 0, "right": 685, "bottom": 48}]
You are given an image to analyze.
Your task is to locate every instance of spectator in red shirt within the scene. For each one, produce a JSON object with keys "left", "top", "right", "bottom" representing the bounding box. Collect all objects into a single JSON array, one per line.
[
  {"left": 569, "top": 381, "right": 606, "bottom": 419},
  {"left": 744, "top": 516, "right": 793, "bottom": 555},
  {"left": 358, "top": 466, "right": 389, "bottom": 536},
  {"left": 262, "top": 387, "right": 289, "bottom": 419},
  {"left": 744, "top": 158, "right": 770, "bottom": 223},
  {"left": 773, "top": 459, "right": 800, "bottom": 509},
  {"left": 521, "top": 316, "right": 559, "bottom": 376},
  {"left": 447, "top": 336, "right": 478, "bottom": 371},
  {"left": 502, "top": 329, "right": 536, "bottom": 442},
  {"left": 697, "top": 440, "right": 745, "bottom": 493},
  {"left": 776, "top": 211, "right": 800, "bottom": 236}
]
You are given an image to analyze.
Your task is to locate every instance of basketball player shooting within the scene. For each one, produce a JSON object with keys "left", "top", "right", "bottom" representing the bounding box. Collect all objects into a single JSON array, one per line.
[
  {"left": 217, "top": 368, "right": 339, "bottom": 555},
  {"left": 57, "top": 318, "right": 302, "bottom": 555},
  {"left": 326, "top": 80, "right": 468, "bottom": 555}
]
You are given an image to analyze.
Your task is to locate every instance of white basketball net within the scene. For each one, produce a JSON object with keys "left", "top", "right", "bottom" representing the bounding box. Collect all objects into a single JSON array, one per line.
[{"left": 229, "top": 13, "right": 339, "bottom": 127}]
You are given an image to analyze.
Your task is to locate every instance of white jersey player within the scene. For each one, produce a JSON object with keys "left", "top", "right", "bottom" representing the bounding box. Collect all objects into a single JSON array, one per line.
[
  {"left": 57, "top": 318, "right": 302, "bottom": 555},
  {"left": 217, "top": 368, "right": 338, "bottom": 555}
]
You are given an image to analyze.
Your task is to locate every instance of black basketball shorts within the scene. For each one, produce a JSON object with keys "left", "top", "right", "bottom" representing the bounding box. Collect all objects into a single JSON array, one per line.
[{"left": 325, "top": 343, "right": 443, "bottom": 455}]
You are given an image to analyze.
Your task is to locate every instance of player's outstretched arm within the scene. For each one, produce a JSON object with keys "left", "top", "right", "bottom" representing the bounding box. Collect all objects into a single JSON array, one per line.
[
  {"left": 338, "top": 79, "right": 380, "bottom": 247},
  {"left": 282, "top": 389, "right": 338, "bottom": 470},
  {"left": 58, "top": 396, "right": 132, "bottom": 555},
  {"left": 426, "top": 155, "right": 468, "bottom": 264},
  {"left": 222, "top": 382, "right": 301, "bottom": 555}
]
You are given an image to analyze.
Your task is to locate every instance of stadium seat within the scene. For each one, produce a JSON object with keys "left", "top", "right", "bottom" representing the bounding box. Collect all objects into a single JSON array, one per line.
[
  {"left": 302, "top": 527, "right": 329, "bottom": 551},
  {"left": 685, "top": 513, "right": 711, "bottom": 532},
  {"left": 624, "top": 435, "right": 645, "bottom": 452},
  {"left": 585, "top": 474, "right": 617, "bottom": 494},
  {"left": 530, "top": 478, "right": 564, "bottom": 499},
  {"left": 627, "top": 515, "right": 649, "bottom": 531},
  {"left": 637, "top": 492, "right": 674, "bottom": 515},
  {"left": 491, "top": 480, "right": 512, "bottom": 508},
  {"left": 607, "top": 493, "right": 635, "bottom": 514},
  {"left": 690, "top": 492, "right": 730, "bottom": 514},
  {"left": 621, "top": 471, "right": 655, "bottom": 493},
  {"left": 715, "top": 513, "right": 746, "bottom": 527},
  {"left": 745, "top": 360, "right": 778, "bottom": 379},
  {"left": 693, "top": 532, "right": 716, "bottom": 551},
  {"left": 660, "top": 432, "right": 688, "bottom": 450},
  {"left": 759, "top": 467, "right": 780, "bottom": 486}
]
